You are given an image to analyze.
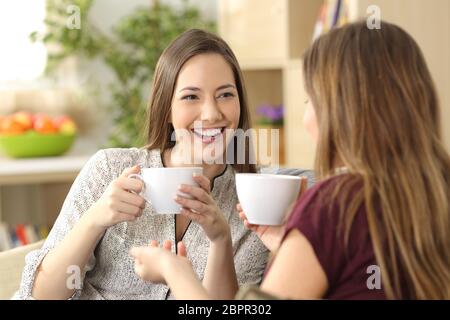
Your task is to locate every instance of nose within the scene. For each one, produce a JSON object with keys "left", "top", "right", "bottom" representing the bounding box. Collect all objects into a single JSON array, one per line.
[{"left": 200, "top": 97, "right": 223, "bottom": 123}]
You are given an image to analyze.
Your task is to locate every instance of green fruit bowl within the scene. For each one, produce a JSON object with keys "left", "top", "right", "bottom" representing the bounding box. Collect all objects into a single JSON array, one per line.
[{"left": 0, "top": 131, "right": 76, "bottom": 158}]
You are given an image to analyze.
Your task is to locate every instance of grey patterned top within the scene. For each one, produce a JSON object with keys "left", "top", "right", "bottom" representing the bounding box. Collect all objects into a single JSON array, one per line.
[{"left": 13, "top": 148, "right": 269, "bottom": 300}]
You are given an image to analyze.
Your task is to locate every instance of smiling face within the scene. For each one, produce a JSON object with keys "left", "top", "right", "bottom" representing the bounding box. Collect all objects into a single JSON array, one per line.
[{"left": 170, "top": 53, "right": 240, "bottom": 164}]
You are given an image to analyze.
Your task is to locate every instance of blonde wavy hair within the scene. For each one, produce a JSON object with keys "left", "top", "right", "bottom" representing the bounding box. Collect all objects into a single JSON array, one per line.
[{"left": 303, "top": 21, "right": 450, "bottom": 299}]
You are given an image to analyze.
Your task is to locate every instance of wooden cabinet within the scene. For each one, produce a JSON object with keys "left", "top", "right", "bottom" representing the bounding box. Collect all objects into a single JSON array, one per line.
[
  {"left": 219, "top": 0, "right": 322, "bottom": 168},
  {"left": 219, "top": 0, "right": 322, "bottom": 66}
]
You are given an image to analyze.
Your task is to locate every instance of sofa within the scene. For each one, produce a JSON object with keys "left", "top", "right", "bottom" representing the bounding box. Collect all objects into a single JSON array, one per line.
[{"left": 0, "top": 240, "right": 45, "bottom": 299}]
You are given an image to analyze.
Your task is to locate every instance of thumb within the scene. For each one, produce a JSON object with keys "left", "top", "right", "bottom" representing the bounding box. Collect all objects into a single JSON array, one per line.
[
  {"left": 121, "top": 165, "right": 141, "bottom": 178},
  {"left": 129, "top": 246, "right": 144, "bottom": 259},
  {"left": 177, "top": 241, "right": 187, "bottom": 257}
]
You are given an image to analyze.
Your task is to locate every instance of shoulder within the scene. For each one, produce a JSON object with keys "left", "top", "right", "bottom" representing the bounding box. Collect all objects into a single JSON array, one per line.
[
  {"left": 282, "top": 174, "right": 367, "bottom": 289},
  {"left": 86, "top": 147, "right": 157, "bottom": 178},
  {"left": 292, "top": 174, "right": 362, "bottom": 218},
  {"left": 285, "top": 174, "right": 364, "bottom": 240},
  {"left": 100, "top": 147, "right": 153, "bottom": 168}
]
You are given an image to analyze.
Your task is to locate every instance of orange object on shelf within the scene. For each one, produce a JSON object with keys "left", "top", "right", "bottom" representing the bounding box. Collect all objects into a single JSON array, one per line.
[{"left": 15, "top": 224, "right": 29, "bottom": 246}]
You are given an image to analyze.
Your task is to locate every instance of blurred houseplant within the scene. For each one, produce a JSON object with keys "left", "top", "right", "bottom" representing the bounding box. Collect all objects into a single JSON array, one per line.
[
  {"left": 255, "top": 103, "right": 285, "bottom": 165},
  {"left": 256, "top": 104, "right": 284, "bottom": 126},
  {"left": 30, "top": 0, "right": 215, "bottom": 147}
]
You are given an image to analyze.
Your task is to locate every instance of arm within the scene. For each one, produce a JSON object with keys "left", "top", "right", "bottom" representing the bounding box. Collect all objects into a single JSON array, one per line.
[
  {"left": 175, "top": 174, "right": 238, "bottom": 299},
  {"left": 31, "top": 164, "right": 144, "bottom": 300},
  {"left": 15, "top": 150, "right": 109, "bottom": 300},
  {"left": 260, "top": 229, "right": 328, "bottom": 299},
  {"left": 164, "top": 257, "right": 210, "bottom": 300},
  {"left": 32, "top": 210, "right": 104, "bottom": 299},
  {"left": 21, "top": 150, "right": 145, "bottom": 300},
  {"left": 202, "top": 232, "right": 238, "bottom": 299}
]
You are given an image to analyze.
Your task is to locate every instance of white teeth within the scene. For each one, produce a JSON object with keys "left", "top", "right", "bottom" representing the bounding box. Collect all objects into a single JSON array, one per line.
[{"left": 193, "top": 128, "right": 222, "bottom": 137}]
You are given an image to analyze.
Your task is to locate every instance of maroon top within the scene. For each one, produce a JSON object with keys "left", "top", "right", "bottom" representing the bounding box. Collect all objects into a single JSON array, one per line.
[{"left": 280, "top": 174, "right": 386, "bottom": 300}]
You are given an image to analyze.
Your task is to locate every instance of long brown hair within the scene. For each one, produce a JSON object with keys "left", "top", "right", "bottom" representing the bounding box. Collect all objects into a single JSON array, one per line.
[
  {"left": 144, "top": 29, "right": 256, "bottom": 173},
  {"left": 303, "top": 21, "right": 450, "bottom": 299}
]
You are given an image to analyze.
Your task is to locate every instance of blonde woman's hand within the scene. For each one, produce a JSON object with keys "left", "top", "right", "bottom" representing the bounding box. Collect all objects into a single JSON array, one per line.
[
  {"left": 174, "top": 173, "right": 230, "bottom": 243},
  {"left": 130, "top": 240, "right": 190, "bottom": 284},
  {"left": 237, "top": 176, "right": 309, "bottom": 253},
  {"left": 237, "top": 203, "right": 286, "bottom": 253},
  {"left": 86, "top": 165, "right": 146, "bottom": 231}
]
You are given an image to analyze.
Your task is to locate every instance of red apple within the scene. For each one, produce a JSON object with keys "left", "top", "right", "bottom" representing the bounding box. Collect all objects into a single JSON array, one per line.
[
  {"left": 12, "top": 111, "right": 33, "bottom": 131},
  {"left": 32, "top": 113, "right": 47, "bottom": 126},
  {"left": 0, "top": 116, "right": 26, "bottom": 135},
  {"left": 54, "top": 115, "right": 77, "bottom": 135},
  {"left": 33, "top": 114, "right": 58, "bottom": 134}
]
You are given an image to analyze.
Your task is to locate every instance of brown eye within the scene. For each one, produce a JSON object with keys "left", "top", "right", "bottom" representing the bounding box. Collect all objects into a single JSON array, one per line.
[
  {"left": 182, "top": 95, "right": 198, "bottom": 101},
  {"left": 217, "top": 92, "right": 235, "bottom": 99}
]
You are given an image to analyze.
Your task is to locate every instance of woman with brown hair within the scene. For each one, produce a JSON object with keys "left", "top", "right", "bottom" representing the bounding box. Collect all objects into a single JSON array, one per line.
[
  {"left": 15, "top": 29, "right": 268, "bottom": 300},
  {"left": 131, "top": 20, "right": 450, "bottom": 299}
]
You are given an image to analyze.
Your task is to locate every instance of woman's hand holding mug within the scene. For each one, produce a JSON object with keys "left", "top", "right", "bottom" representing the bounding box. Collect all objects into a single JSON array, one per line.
[
  {"left": 237, "top": 176, "right": 308, "bottom": 253},
  {"left": 175, "top": 173, "right": 231, "bottom": 244},
  {"left": 86, "top": 165, "right": 146, "bottom": 231}
]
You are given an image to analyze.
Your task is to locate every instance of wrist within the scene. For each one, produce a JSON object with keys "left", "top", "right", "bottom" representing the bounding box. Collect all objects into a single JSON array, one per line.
[
  {"left": 82, "top": 207, "right": 107, "bottom": 236},
  {"left": 162, "top": 254, "right": 183, "bottom": 283},
  {"left": 211, "top": 229, "right": 232, "bottom": 247}
]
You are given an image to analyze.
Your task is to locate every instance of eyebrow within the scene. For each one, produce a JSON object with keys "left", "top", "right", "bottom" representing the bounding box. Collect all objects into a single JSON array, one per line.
[
  {"left": 178, "top": 83, "right": 236, "bottom": 93},
  {"left": 216, "top": 84, "right": 236, "bottom": 91}
]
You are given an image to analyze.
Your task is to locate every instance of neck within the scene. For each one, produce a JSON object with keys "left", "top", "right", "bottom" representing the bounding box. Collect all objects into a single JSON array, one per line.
[{"left": 162, "top": 148, "right": 226, "bottom": 181}]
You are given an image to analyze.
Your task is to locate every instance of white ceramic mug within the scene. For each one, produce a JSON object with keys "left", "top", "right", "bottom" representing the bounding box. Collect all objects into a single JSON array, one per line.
[
  {"left": 129, "top": 167, "right": 203, "bottom": 214},
  {"left": 235, "top": 173, "right": 301, "bottom": 225}
]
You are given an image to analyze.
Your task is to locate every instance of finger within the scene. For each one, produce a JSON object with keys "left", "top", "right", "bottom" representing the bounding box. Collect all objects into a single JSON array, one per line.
[
  {"left": 117, "top": 212, "right": 138, "bottom": 223},
  {"left": 133, "top": 257, "right": 143, "bottom": 266},
  {"left": 163, "top": 240, "right": 172, "bottom": 251},
  {"left": 113, "top": 201, "right": 142, "bottom": 216},
  {"left": 243, "top": 219, "right": 258, "bottom": 232},
  {"left": 238, "top": 212, "right": 257, "bottom": 230},
  {"left": 134, "top": 262, "right": 145, "bottom": 278},
  {"left": 177, "top": 242, "right": 187, "bottom": 257},
  {"left": 193, "top": 174, "right": 211, "bottom": 193},
  {"left": 238, "top": 211, "right": 247, "bottom": 221},
  {"left": 298, "top": 176, "right": 308, "bottom": 199},
  {"left": 120, "top": 165, "right": 140, "bottom": 178},
  {"left": 174, "top": 195, "right": 207, "bottom": 213},
  {"left": 117, "top": 189, "right": 146, "bottom": 209},
  {"left": 150, "top": 240, "right": 158, "bottom": 247},
  {"left": 117, "top": 176, "right": 144, "bottom": 193},
  {"left": 178, "top": 184, "right": 212, "bottom": 204},
  {"left": 236, "top": 203, "right": 242, "bottom": 211},
  {"left": 180, "top": 208, "right": 205, "bottom": 224}
]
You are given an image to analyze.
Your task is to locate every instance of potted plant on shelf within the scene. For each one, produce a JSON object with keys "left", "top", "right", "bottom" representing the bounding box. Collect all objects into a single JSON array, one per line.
[{"left": 255, "top": 103, "right": 285, "bottom": 165}]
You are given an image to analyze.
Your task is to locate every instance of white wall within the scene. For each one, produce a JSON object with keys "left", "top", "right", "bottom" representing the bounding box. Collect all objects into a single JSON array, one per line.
[{"left": 357, "top": 0, "right": 450, "bottom": 151}]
